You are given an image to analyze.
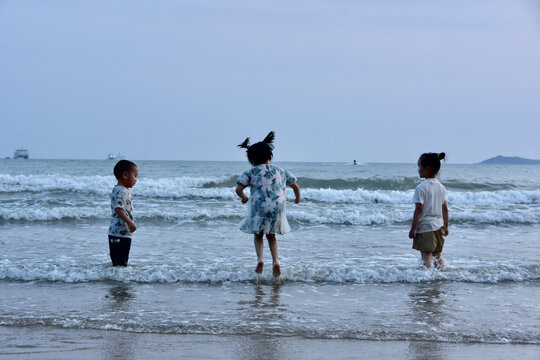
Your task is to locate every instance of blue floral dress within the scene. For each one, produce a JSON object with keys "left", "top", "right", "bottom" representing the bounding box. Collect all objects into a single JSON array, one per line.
[{"left": 237, "top": 164, "right": 297, "bottom": 235}]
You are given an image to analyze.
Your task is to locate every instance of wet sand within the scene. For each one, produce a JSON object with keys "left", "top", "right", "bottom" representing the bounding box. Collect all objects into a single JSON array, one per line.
[{"left": 1, "top": 326, "right": 538, "bottom": 360}]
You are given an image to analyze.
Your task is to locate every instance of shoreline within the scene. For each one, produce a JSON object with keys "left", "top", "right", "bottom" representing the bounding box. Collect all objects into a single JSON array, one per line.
[{"left": 1, "top": 326, "right": 539, "bottom": 360}]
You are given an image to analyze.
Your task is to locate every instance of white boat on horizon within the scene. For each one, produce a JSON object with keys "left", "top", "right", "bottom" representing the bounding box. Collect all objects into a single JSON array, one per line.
[
  {"left": 107, "top": 153, "right": 125, "bottom": 161},
  {"left": 13, "top": 149, "right": 29, "bottom": 159}
]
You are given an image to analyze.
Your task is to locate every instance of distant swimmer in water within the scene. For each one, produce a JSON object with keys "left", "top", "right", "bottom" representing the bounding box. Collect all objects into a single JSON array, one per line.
[{"left": 353, "top": 160, "right": 357, "bottom": 165}]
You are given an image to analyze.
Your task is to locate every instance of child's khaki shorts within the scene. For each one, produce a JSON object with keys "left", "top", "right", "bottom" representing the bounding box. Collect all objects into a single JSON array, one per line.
[{"left": 413, "top": 227, "right": 445, "bottom": 253}]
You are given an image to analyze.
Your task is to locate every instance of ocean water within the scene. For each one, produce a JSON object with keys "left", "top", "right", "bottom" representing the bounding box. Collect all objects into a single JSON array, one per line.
[{"left": 0, "top": 159, "right": 539, "bottom": 345}]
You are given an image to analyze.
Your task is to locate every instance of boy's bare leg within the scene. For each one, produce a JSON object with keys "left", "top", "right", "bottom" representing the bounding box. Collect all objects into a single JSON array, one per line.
[
  {"left": 421, "top": 252, "right": 433, "bottom": 268},
  {"left": 254, "top": 234, "right": 264, "bottom": 274},
  {"left": 433, "top": 252, "right": 445, "bottom": 268},
  {"left": 266, "top": 234, "right": 281, "bottom": 277}
]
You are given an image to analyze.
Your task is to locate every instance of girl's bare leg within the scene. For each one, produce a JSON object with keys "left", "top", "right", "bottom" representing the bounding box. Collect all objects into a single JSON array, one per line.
[
  {"left": 433, "top": 252, "right": 445, "bottom": 268},
  {"left": 254, "top": 234, "right": 264, "bottom": 274},
  {"left": 266, "top": 234, "right": 281, "bottom": 277},
  {"left": 421, "top": 252, "right": 433, "bottom": 268}
]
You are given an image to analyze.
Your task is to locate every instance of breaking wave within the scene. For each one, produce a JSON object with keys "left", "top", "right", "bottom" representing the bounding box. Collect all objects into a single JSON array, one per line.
[{"left": 1, "top": 258, "right": 538, "bottom": 284}]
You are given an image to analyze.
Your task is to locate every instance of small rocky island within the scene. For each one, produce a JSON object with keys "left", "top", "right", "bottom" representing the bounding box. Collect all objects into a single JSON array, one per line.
[{"left": 480, "top": 156, "right": 540, "bottom": 165}]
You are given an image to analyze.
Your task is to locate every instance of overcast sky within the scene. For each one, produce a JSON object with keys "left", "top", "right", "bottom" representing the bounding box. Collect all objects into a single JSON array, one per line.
[{"left": 1, "top": 0, "right": 539, "bottom": 163}]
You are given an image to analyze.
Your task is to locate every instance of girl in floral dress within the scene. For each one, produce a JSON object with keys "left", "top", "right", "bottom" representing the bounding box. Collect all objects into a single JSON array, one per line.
[{"left": 235, "top": 131, "right": 301, "bottom": 277}]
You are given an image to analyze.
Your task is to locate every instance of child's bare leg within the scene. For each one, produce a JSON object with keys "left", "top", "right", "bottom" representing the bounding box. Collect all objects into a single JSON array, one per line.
[
  {"left": 254, "top": 234, "right": 264, "bottom": 274},
  {"left": 266, "top": 234, "right": 281, "bottom": 277},
  {"left": 433, "top": 252, "right": 445, "bottom": 268},
  {"left": 421, "top": 252, "right": 433, "bottom": 268}
]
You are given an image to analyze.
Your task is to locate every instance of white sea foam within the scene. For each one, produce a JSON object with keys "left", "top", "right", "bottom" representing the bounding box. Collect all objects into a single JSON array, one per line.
[
  {"left": 1, "top": 203, "right": 539, "bottom": 225},
  {"left": 300, "top": 188, "right": 413, "bottom": 204},
  {"left": 0, "top": 174, "right": 230, "bottom": 196},
  {"left": 0, "top": 206, "right": 239, "bottom": 222},
  {"left": 2, "top": 174, "right": 540, "bottom": 205},
  {"left": 1, "top": 258, "right": 538, "bottom": 284},
  {"left": 291, "top": 207, "right": 410, "bottom": 225},
  {"left": 2, "top": 173, "right": 540, "bottom": 225},
  {"left": 1, "top": 313, "right": 537, "bottom": 344},
  {"left": 0, "top": 174, "right": 112, "bottom": 194},
  {"left": 0, "top": 207, "right": 105, "bottom": 221}
]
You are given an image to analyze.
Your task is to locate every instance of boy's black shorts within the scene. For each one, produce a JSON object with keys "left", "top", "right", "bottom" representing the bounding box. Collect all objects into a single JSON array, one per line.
[{"left": 108, "top": 235, "right": 132, "bottom": 267}]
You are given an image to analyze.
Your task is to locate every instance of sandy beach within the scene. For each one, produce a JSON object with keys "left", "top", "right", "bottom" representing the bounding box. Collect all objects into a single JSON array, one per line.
[{"left": 1, "top": 326, "right": 539, "bottom": 360}]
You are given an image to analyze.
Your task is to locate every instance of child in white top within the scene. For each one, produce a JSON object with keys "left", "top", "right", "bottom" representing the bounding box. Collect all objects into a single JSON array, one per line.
[
  {"left": 235, "top": 131, "right": 301, "bottom": 278},
  {"left": 409, "top": 152, "right": 449, "bottom": 268}
]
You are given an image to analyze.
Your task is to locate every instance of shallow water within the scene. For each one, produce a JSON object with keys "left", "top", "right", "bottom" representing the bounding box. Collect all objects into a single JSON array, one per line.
[{"left": 1, "top": 160, "right": 539, "bottom": 344}]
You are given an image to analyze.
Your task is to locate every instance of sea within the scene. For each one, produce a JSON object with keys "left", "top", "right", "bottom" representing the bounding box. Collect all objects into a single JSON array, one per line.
[{"left": 0, "top": 159, "right": 539, "bottom": 349}]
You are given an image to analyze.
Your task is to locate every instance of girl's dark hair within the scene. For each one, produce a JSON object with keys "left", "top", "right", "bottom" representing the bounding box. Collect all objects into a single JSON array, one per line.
[
  {"left": 237, "top": 131, "right": 275, "bottom": 165},
  {"left": 114, "top": 160, "right": 137, "bottom": 180},
  {"left": 418, "top": 152, "right": 446, "bottom": 174}
]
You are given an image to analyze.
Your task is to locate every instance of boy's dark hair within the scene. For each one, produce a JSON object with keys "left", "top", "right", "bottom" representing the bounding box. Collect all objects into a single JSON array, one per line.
[
  {"left": 113, "top": 160, "right": 137, "bottom": 180},
  {"left": 237, "top": 131, "right": 275, "bottom": 165},
  {"left": 418, "top": 152, "right": 446, "bottom": 174}
]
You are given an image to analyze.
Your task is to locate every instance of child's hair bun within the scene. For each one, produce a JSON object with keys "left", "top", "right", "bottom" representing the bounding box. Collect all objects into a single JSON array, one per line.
[{"left": 437, "top": 152, "right": 446, "bottom": 160}]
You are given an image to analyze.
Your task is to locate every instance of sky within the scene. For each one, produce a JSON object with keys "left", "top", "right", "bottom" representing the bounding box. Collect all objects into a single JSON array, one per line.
[{"left": 1, "top": 0, "right": 540, "bottom": 163}]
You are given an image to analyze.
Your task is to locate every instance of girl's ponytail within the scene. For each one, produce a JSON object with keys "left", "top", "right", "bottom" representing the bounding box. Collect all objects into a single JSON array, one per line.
[
  {"left": 238, "top": 131, "right": 275, "bottom": 165},
  {"left": 238, "top": 138, "right": 250, "bottom": 149},
  {"left": 262, "top": 131, "right": 275, "bottom": 149},
  {"left": 437, "top": 152, "right": 446, "bottom": 161}
]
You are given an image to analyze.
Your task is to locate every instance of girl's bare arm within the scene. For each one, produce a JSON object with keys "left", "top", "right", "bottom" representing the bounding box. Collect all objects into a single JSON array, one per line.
[
  {"left": 442, "top": 201, "right": 449, "bottom": 236},
  {"left": 235, "top": 184, "right": 249, "bottom": 204},
  {"left": 409, "top": 203, "right": 423, "bottom": 238},
  {"left": 290, "top": 183, "right": 301, "bottom": 204}
]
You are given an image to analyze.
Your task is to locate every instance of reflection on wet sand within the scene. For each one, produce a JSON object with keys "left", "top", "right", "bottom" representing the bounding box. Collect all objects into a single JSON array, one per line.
[
  {"left": 236, "top": 284, "right": 285, "bottom": 360},
  {"left": 107, "top": 284, "right": 135, "bottom": 311},
  {"left": 103, "top": 284, "right": 136, "bottom": 360},
  {"left": 252, "top": 284, "right": 283, "bottom": 309},
  {"left": 408, "top": 284, "right": 447, "bottom": 360}
]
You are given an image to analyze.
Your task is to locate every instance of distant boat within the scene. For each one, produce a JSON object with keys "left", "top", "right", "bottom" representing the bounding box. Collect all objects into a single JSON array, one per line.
[
  {"left": 13, "top": 149, "right": 29, "bottom": 159},
  {"left": 107, "top": 153, "right": 125, "bottom": 161}
]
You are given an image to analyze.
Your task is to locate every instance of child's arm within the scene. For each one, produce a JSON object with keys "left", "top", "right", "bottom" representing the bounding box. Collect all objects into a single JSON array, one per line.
[
  {"left": 442, "top": 200, "right": 449, "bottom": 236},
  {"left": 290, "top": 183, "right": 301, "bottom": 204},
  {"left": 114, "top": 208, "right": 137, "bottom": 233},
  {"left": 408, "top": 203, "right": 423, "bottom": 239},
  {"left": 235, "top": 184, "right": 249, "bottom": 204}
]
